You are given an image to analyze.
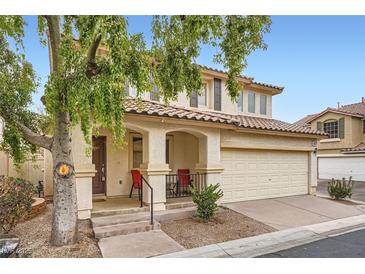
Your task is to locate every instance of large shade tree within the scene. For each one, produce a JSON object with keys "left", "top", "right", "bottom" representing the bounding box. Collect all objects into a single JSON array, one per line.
[{"left": 0, "top": 15, "right": 271, "bottom": 246}]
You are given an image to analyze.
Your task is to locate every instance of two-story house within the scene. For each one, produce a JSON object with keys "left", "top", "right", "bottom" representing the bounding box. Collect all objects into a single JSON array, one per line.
[
  {"left": 295, "top": 98, "right": 365, "bottom": 181},
  {"left": 43, "top": 66, "right": 325, "bottom": 219}
]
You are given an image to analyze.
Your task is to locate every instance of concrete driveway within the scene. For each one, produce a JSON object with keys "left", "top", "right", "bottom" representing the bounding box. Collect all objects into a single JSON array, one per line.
[
  {"left": 225, "top": 195, "right": 365, "bottom": 230},
  {"left": 317, "top": 179, "right": 365, "bottom": 202}
]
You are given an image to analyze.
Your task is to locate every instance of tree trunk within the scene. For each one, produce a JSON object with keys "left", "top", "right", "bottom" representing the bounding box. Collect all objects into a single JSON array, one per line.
[{"left": 50, "top": 110, "right": 78, "bottom": 246}]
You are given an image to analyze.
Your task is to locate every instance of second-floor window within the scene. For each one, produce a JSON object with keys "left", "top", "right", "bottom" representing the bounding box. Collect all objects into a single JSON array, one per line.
[
  {"left": 260, "top": 95, "right": 267, "bottom": 115},
  {"left": 150, "top": 84, "right": 159, "bottom": 101},
  {"left": 248, "top": 92, "right": 255, "bottom": 113},
  {"left": 237, "top": 91, "right": 244, "bottom": 112},
  {"left": 363, "top": 120, "right": 365, "bottom": 133},
  {"left": 324, "top": 120, "right": 339, "bottom": 139},
  {"left": 198, "top": 83, "right": 207, "bottom": 106}
]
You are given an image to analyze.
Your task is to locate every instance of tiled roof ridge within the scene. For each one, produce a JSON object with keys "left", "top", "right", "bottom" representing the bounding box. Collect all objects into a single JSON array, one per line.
[{"left": 124, "top": 98, "right": 326, "bottom": 136}]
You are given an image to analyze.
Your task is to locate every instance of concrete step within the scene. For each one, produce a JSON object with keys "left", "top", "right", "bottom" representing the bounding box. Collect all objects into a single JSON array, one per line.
[
  {"left": 91, "top": 206, "right": 149, "bottom": 218},
  {"left": 92, "top": 211, "right": 151, "bottom": 228},
  {"left": 166, "top": 201, "right": 195, "bottom": 210},
  {"left": 94, "top": 220, "right": 161, "bottom": 239}
]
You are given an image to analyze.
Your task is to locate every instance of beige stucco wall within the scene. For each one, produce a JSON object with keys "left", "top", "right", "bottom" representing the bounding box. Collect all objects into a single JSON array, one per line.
[
  {"left": 310, "top": 112, "right": 363, "bottom": 153},
  {"left": 131, "top": 72, "right": 274, "bottom": 119},
  {"left": 0, "top": 151, "right": 44, "bottom": 186}
]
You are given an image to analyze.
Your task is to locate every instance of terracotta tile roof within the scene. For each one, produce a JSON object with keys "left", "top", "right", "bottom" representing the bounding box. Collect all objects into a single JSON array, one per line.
[
  {"left": 293, "top": 113, "right": 318, "bottom": 127},
  {"left": 338, "top": 101, "right": 365, "bottom": 116},
  {"left": 199, "top": 65, "right": 284, "bottom": 91},
  {"left": 124, "top": 98, "right": 326, "bottom": 136},
  {"left": 342, "top": 142, "right": 365, "bottom": 153}
]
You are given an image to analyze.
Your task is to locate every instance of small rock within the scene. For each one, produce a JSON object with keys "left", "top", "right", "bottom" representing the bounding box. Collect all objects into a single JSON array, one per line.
[{"left": 0, "top": 234, "right": 19, "bottom": 258}]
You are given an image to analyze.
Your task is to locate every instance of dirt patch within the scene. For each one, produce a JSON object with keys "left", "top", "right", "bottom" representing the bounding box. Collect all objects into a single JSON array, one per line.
[
  {"left": 160, "top": 208, "right": 276, "bottom": 249},
  {"left": 11, "top": 205, "right": 101, "bottom": 258}
]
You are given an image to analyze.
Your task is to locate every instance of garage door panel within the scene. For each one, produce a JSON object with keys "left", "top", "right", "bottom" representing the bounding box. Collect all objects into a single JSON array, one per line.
[
  {"left": 221, "top": 149, "right": 308, "bottom": 202},
  {"left": 318, "top": 156, "right": 365, "bottom": 181}
]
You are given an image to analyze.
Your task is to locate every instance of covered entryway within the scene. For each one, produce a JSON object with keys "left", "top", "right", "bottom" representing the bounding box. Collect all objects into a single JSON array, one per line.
[{"left": 220, "top": 149, "right": 309, "bottom": 203}]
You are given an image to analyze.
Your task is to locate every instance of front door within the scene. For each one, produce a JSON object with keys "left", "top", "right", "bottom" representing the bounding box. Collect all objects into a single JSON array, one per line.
[{"left": 92, "top": 136, "right": 106, "bottom": 195}]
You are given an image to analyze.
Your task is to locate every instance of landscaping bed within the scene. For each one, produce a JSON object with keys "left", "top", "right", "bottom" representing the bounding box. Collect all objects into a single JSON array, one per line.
[
  {"left": 11, "top": 205, "right": 101, "bottom": 258},
  {"left": 160, "top": 208, "right": 276, "bottom": 249}
]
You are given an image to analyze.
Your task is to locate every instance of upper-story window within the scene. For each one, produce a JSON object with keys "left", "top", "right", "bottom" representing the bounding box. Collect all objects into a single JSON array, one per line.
[
  {"left": 363, "top": 120, "right": 365, "bottom": 133},
  {"left": 198, "top": 83, "right": 207, "bottom": 106},
  {"left": 190, "top": 83, "right": 207, "bottom": 108},
  {"left": 248, "top": 92, "right": 255, "bottom": 113},
  {"left": 237, "top": 91, "right": 244, "bottom": 112},
  {"left": 324, "top": 120, "right": 339, "bottom": 139},
  {"left": 150, "top": 84, "right": 159, "bottom": 101},
  {"left": 260, "top": 95, "right": 267, "bottom": 115}
]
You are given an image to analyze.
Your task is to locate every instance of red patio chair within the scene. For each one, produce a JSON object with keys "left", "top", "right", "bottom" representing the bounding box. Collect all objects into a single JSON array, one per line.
[
  {"left": 177, "top": 169, "right": 193, "bottom": 196},
  {"left": 129, "top": 170, "right": 142, "bottom": 200}
]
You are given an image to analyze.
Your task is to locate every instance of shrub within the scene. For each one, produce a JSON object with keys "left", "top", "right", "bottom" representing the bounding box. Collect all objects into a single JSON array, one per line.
[
  {"left": 190, "top": 183, "right": 224, "bottom": 221},
  {"left": 327, "top": 176, "right": 354, "bottom": 200},
  {"left": 0, "top": 176, "right": 34, "bottom": 233}
]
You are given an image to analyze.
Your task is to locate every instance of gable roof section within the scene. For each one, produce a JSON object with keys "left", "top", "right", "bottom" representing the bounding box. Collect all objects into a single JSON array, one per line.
[
  {"left": 124, "top": 98, "right": 326, "bottom": 137},
  {"left": 297, "top": 100, "right": 365, "bottom": 126}
]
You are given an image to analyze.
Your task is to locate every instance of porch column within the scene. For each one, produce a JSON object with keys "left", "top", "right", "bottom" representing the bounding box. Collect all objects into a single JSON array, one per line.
[
  {"left": 308, "top": 150, "right": 318, "bottom": 195},
  {"left": 195, "top": 131, "right": 224, "bottom": 187},
  {"left": 71, "top": 125, "right": 96, "bottom": 219},
  {"left": 140, "top": 128, "right": 170, "bottom": 211}
]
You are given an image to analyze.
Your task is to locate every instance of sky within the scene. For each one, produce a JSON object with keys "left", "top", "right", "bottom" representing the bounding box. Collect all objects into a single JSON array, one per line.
[{"left": 20, "top": 15, "right": 365, "bottom": 122}]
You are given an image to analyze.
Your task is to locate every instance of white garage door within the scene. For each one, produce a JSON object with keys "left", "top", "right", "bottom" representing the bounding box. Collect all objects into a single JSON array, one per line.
[
  {"left": 221, "top": 149, "right": 309, "bottom": 203},
  {"left": 318, "top": 156, "right": 365, "bottom": 181}
]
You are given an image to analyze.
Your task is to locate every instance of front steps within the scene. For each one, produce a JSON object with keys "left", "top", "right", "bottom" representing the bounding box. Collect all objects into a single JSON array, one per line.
[{"left": 91, "top": 205, "right": 197, "bottom": 240}]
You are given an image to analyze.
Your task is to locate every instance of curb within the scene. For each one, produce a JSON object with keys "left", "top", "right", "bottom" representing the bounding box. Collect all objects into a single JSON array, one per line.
[{"left": 156, "top": 214, "right": 365, "bottom": 258}]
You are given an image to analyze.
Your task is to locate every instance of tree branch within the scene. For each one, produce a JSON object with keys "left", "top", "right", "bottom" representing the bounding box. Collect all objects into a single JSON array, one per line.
[
  {"left": 86, "top": 34, "right": 102, "bottom": 78},
  {"left": 45, "top": 15, "right": 61, "bottom": 74},
  {"left": 15, "top": 121, "right": 53, "bottom": 151}
]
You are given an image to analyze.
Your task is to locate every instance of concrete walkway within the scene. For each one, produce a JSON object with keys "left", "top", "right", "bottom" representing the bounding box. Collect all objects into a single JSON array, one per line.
[
  {"left": 98, "top": 230, "right": 185, "bottom": 258},
  {"left": 225, "top": 195, "right": 365, "bottom": 230},
  {"left": 158, "top": 214, "right": 365, "bottom": 258}
]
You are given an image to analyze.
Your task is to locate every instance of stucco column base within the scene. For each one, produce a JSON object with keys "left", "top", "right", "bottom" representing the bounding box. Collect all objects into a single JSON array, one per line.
[
  {"left": 75, "top": 163, "right": 96, "bottom": 220},
  {"left": 140, "top": 163, "right": 171, "bottom": 211},
  {"left": 195, "top": 163, "right": 224, "bottom": 204},
  {"left": 309, "top": 186, "right": 317, "bottom": 195}
]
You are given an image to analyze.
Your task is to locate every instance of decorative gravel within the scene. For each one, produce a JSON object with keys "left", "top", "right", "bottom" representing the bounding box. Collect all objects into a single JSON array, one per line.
[
  {"left": 11, "top": 205, "right": 101, "bottom": 258},
  {"left": 160, "top": 208, "right": 276, "bottom": 249}
]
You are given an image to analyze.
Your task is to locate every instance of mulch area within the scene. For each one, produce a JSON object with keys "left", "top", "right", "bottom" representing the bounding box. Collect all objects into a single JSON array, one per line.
[
  {"left": 11, "top": 204, "right": 101, "bottom": 258},
  {"left": 160, "top": 208, "right": 276, "bottom": 249}
]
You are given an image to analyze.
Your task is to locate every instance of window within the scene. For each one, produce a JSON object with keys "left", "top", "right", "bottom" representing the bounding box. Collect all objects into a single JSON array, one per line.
[
  {"left": 198, "top": 83, "right": 207, "bottom": 106},
  {"left": 324, "top": 120, "right": 339, "bottom": 139},
  {"left": 260, "top": 95, "right": 267, "bottom": 115},
  {"left": 150, "top": 84, "right": 159, "bottom": 101},
  {"left": 214, "top": 78, "right": 222, "bottom": 111},
  {"left": 248, "top": 92, "right": 255, "bottom": 113},
  {"left": 132, "top": 136, "right": 143, "bottom": 168},
  {"left": 237, "top": 91, "right": 244, "bottom": 112},
  {"left": 363, "top": 120, "right": 365, "bottom": 133}
]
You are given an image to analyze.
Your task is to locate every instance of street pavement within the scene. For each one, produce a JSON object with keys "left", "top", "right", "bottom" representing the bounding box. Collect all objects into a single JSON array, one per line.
[
  {"left": 259, "top": 228, "right": 365, "bottom": 258},
  {"left": 317, "top": 179, "right": 365, "bottom": 202}
]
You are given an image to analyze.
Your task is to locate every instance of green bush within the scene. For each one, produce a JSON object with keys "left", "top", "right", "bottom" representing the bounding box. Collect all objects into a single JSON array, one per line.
[
  {"left": 0, "top": 176, "right": 34, "bottom": 233},
  {"left": 327, "top": 177, "right": 354, "bottom": 200},
  {"left": 190, "top": 183, "right": 224, "bottom": 221}
]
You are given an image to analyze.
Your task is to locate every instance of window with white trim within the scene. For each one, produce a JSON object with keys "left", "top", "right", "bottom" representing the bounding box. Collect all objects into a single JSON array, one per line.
[
  {"left": 237, "top": 91, "right": 244, "bottom": 112},
  {"left": 260, "top": 94, "right": 267, "bottom": 115},
  {"left": 198, "top": 83, "right": 207, "bottom": 106},
  {"left": 248, "top": 92, "right": 255, "bottom": 113},
  {"left": 324, "top": 120, "right": 339, "bottom": 139}
]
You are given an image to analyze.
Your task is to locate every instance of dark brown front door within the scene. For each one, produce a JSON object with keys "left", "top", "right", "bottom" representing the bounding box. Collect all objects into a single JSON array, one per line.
[{"left": 92, "top": 136, "right": 106, "bottom": 195}]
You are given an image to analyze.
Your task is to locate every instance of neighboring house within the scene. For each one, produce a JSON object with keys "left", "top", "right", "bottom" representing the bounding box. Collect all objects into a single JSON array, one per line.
[
  {"left": 294, "top": 98, "right": 365, "bottom": 181},
  {"left": 0, "top": 118, "right": 45, "bottom": 186},
  {"left": 41, "top": 66, "right": 325, "bottom": 219}
]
